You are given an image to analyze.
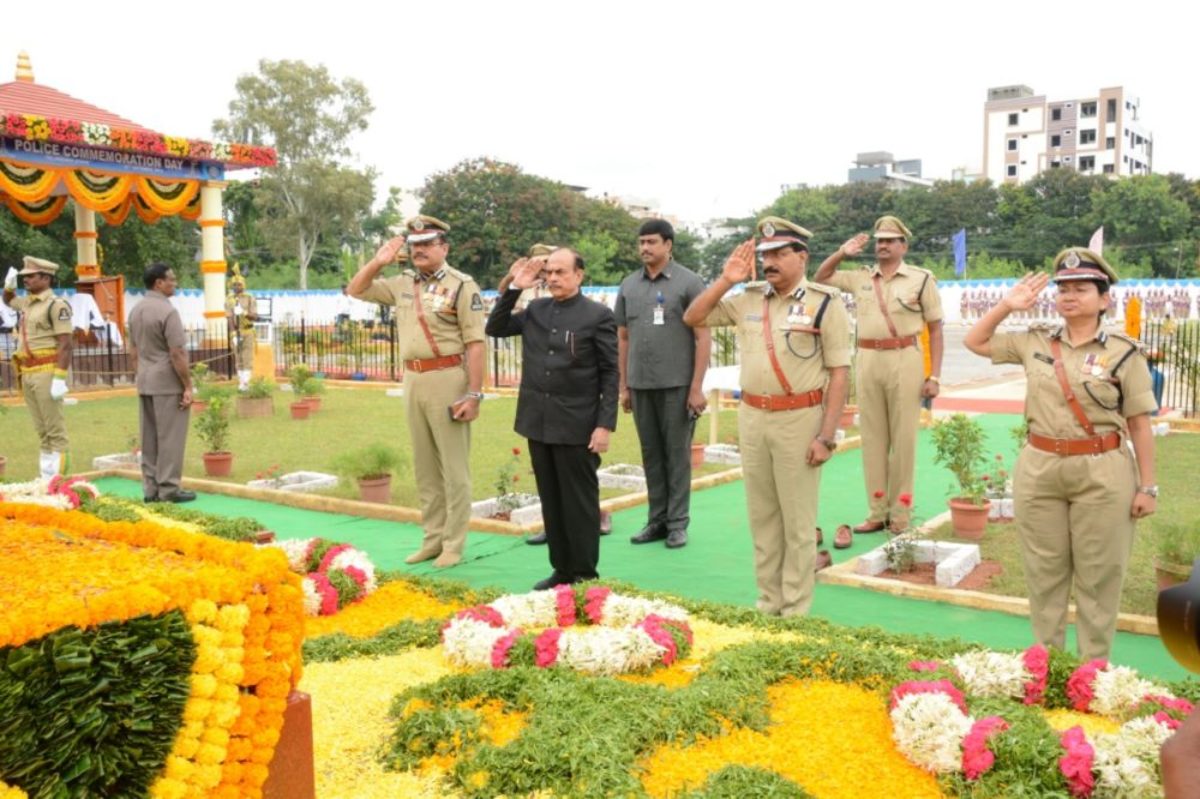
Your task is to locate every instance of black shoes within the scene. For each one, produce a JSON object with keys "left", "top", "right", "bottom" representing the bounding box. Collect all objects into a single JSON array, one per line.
[
  {"left": 526, "top": 532, "right": 548, "bottom": 545},
  {"left": 162, "top": 490, "right": 197, "bottom": 504},
  {"left": 630, "top": 525, "right": 668, "bottom": 544},
  {"left": 665, "top": 529, "right": 688, "bottom": 549},
  {"left": 532, "top": 573, "right": 572, "bottom": 590}
]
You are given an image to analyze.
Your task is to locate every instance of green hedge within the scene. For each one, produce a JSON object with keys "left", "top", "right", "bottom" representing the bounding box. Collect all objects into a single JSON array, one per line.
[{"left": 0, "top": 611, "right": 195, "bottom": 798}]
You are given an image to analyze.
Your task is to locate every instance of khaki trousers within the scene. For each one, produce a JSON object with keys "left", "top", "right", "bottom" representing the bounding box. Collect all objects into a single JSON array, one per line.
[
  {"left": 739, "top": 403, "right": 823, "bottom": 616},
  {"left": 406, "top": 366, "right": 472, "bottom": 556}
]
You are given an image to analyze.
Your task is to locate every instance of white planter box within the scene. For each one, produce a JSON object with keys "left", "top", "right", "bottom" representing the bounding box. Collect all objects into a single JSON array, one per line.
[
  {"left": 246, "top": 471, "right": 338, "bottom": 493},
  {"left": 703, "top": 444, "right": 741, "bottom": 465},
  {"left": 987, "top": 496, "right": 1015, "bottom": 521},
  {"left": 471, "top": 493, "right": 542, "bottom": 525},
  {"left": 597, "top": 463, "right": 647, "bottom": 491},
  {"left": 93, "top": 452, "right": 141, "bottom": 470},
  {"left": 856, "top": 539, "right": 982, "bottom": 588}
]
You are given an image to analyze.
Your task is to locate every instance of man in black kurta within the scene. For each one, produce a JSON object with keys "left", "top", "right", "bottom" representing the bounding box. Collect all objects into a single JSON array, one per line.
[{"left": 486, "top": 248, "right": 618, "bottom": 589}]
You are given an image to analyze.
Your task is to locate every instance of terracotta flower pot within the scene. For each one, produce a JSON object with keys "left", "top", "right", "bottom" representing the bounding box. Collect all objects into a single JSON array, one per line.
[
  {"left": 289, "top": 401, "right": 310, "bottom": 420},
  {"left": 237, "top": 396, "right": 274, "bottom": 419},
  {"left": 690, "top": 443, "right": 706, "bottom": 469},
  {"left": 203, "top": 451, "right": 234, "bottom": 477},
  {"left": 357, "top": 475, "right": 392, "bottom": 504},
  {"left": 948, "top": 498, "right": 991, "bottom": 540},
  {"left": 1155, "top": 560, "right": 1192, "bottom": 592},
  {"left": 303, "top": 396, "right": 321, "bottom": 412},
  {"left": 191, "top": 400, "right": 207, "bottom": 413}
]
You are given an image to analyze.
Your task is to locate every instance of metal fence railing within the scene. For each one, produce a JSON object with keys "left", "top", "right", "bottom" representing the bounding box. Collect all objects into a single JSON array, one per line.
[
  {"left": 1142, "top": 320, "right": 1200, "bottom": 417},
  {"left": 1, "top": 326, "right": 234, "bottom": 394}
]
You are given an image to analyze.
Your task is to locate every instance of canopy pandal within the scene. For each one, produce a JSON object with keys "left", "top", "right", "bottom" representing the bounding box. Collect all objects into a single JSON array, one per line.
[{"left": 0, "top": 51, "right": 276, "bottom": 338}]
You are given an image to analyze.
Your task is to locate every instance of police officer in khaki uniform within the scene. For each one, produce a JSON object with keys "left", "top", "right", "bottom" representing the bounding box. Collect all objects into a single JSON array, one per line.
[
  {"left": 814, "top": 216, "right": 944, "bottom": 533},
  {"left": 225, "top": 265, "right": 258, "bottom": 391},
  {"left": 965, "top": 248, "right": 1157, "bottom": 660},
  {"left": 498, "top": 243, "right": 555, "bottom": 312},
  {"left": 684, "top": 218, "right": 851, "bottom": 616},
  {"left": 349, "top": 215, "right": 487, "bottom": 568},
  {"left": 3, "top": 256, "right": 73, "bottom": 478}
]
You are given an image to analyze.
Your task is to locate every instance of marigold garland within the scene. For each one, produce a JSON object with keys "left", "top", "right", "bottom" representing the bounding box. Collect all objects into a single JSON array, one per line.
[{"left": 0, "top": 503, "right": 304, "bottom": 799}]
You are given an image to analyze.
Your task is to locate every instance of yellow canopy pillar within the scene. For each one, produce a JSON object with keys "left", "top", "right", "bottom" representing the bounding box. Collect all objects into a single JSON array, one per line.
[
  {"left": 73, "top": 204, "right": 99, "bottom": 279},
  {"left": 199, "top": 181, "right": 228, "bottom": 342}
]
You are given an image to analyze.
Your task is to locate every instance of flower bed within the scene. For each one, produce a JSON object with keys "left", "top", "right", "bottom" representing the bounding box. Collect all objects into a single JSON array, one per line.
[
  {"left": 263, "top": 537, "right": 378, "bottom": 617},
  {"left": 294, "top": 574, "right": 1200, "bottom": 799},
  {"left": 0, "top": 503, "right": 303, "bottom": 799}
]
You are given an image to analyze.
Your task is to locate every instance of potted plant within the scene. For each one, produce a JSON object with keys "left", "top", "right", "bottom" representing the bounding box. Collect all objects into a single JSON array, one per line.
[
  {"left": 289, "top": 398, "right": 311, "bottom": 420},
  {"left": 332, "top": 443, "right": 407, "bottom": 504},
  {"left": 931, "top": 413, "right": 991, "bottom": 539},
  {"left": 195, "top": 395, "right": 234, "bottom": 477},
  {"left": 236, "top": 376, "right": 276, "bottom": 419},
  {"left": 189, "top": 363, "right": 212, "bottom": 412},
  {"left": 1154, "top": 523, "right": 1200, "bottom": 591}
]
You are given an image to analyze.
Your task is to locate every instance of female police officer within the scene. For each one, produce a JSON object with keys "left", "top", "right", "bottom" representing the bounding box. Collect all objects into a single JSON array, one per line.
[{"left": 965, "top": 248, "right": 1157, "bottom": 660}]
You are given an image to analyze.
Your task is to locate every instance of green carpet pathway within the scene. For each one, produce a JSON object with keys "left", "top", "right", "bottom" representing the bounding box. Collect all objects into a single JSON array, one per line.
[{"left": 93, "top": 412, "right": 1192, "bottom": 681}]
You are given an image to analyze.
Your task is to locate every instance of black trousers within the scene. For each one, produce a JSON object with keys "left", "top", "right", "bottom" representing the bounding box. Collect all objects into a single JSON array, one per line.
[
  {"left": 529, "top": 439, "right": 601, "bottom": 581},
  {"left": 630, "top": 385, "right": 693, "bottom": 532}
]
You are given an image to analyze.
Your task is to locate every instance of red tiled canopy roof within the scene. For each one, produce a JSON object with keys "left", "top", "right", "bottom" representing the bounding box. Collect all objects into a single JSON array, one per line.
[{"left": 0, "top": 80, "right": 153, "bottom": 133}]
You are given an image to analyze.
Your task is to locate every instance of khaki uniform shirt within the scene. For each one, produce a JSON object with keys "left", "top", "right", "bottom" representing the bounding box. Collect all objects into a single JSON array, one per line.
[
  {"left": 991, "top": 326, "right": 1157, "bottom": 438},
  {"left": 128, "top": 291, "right": 188, "bottom": 395},
  {"left": 225, "top": 293, "right": 256, "bottom": 334},
  {"left": 697, "top": 280, "right": 851, "bottom": 395},
  {"left": 9, "top": 290, "right": 72, "bottom": 359},
  {"left": 358, "top": 265, "right": 485, "bottom": 360},
  {"left": 824, "top": 263, "right": 944, "bottom": 338}
]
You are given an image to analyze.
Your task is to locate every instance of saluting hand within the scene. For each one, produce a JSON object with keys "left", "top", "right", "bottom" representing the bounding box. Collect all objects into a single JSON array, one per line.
[
  {"left": 721, "top": 240, "right": 756, "bottom": 285},
  {"left": 840, "top": 233, "right": 870, "bottom": 258},
  {"left": 1003, "top": 272, "right": 1050, "bottom": 312},
  {"left": 372, "top": 236, "right": 407, "bottom": 267},
  {"left": 509, "top": 258, "right": 545, "bottom": 290}
]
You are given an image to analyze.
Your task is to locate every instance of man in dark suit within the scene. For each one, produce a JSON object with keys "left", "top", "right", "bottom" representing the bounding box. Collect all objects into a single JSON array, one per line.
[{"left": 486, "top": 248, "right": 618, "bottom": 590}]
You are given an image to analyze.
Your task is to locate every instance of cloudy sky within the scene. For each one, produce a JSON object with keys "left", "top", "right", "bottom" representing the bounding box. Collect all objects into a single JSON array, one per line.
[{"left": 5, "top": 0, "right": 1196, "bottom": 226}]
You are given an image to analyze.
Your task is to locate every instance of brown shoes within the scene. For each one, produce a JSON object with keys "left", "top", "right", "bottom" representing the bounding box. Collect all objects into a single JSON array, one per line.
[
  {"left": 853, "top": 519, "right": 887, "bottom": 534},
  {"left": 815, "top": 550, "right": 833, "bottom": 571},
  {"left": 834, "top": 524, "right": 853, "bottom": 550},
  {"left": 404, "top": 547, "right": 441, "bottom": 565}
]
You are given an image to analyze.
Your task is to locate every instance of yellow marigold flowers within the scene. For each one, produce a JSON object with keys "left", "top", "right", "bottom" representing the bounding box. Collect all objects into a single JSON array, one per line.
[
  {"left": 303, "top": 579, "right": 463, "bottom": 639},
  {"left": 639, "top": 679, "right": 944, "bottom": 799},
  {"left": 1044, "top": 707, "right": 1123, "bottom": 737},
  {"left": 2, "top": 503, "right": 304, "bottom": 799}
]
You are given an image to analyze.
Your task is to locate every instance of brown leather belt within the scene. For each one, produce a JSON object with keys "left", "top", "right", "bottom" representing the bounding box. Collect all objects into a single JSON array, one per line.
[
  {"left": 404, "top": 353, "right": 464, "bottom": 373},
  {"left": 740, "top": 388, "right": 823, "bottom": 412},
  {"left": 12, "top": 353, "right": 58, "bottom": 369},
  {"left": 1028, "top": 431, "right": 1122, "bottom": 456},
  {"left": 857, "top": 335, "right": 917, "bottom": 350}
]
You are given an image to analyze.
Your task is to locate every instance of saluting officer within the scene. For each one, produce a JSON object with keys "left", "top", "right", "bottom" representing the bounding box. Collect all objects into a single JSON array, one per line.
[
  {"left": 814, "top": 216, "right": 944, "bottom": 534},
  {"left": 3, "top": 256, "right": 73, "bottom": 478},
  {"left": 684, "top": 217, "right": 851, "bottom": 617},
  {"left": 349, "top": 215, "right": 487, "bottom": 568},
  {"left": 965, "top": 248, "right": 1157, "bottom": 660},
  {"left": 225, "top": 265, "right": 258, "bottom": 391}
]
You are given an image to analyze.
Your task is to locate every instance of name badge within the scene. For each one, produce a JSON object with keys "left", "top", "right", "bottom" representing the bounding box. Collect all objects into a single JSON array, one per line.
[{"left": 653, "top": 306, "right": 665, "bottom": 326}]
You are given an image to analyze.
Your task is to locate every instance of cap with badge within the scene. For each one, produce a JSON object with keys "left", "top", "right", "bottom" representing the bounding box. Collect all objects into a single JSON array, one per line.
[
  {"left": 873, "top": 215, "right": 912, "bottom": 240},
  {"left": 229, "top": 263, "right": 247, "bottom": 287},
  {"left": 1051, "top": 247, "right": 1118, "bottom": 286},
  {"left": 405, "top": 215, "right": 450, "bottom": 244},
  {"left": 755, "top": 216, "right": 813, "bottom": 253},
  {"left": 528, "top": 243, "right": 556, "bottom": 258},
  {"left": 18, "top": 255, "right": 59, "bottom": 276}
]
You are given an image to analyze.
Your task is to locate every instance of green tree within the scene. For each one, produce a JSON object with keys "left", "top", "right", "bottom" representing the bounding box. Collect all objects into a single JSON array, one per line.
[
  {"left": 213, "top": 59, "right": 377, "bottom": 289},
  {"left": 1092, "top": 175, "right": 1193, "bottom": 277},
  {"left": 0, "top": 207, "right": 75, "bottom": 286}
]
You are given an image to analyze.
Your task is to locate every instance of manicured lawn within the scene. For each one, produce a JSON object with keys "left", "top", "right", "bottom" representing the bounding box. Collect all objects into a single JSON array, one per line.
[
  {"left": 931, "top": 432, "right": 1198, "bottom": 616},
  {"left": 1, "top": 386, "right": 745, "bottom": 507}
]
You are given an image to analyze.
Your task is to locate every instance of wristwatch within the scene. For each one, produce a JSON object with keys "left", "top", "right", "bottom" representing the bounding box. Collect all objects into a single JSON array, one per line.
[
  {"left": 464, "top": 391, "right": 485, "bottom": 401},
  {"left": 1136, "top": 485, "right": 1159, "bottom": 498},
  {"left": 816, "top": 436, "right": 838, "bottom": 451},
  {"left": 927, "top": 376, "right": 941, "bottom": 384}
]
